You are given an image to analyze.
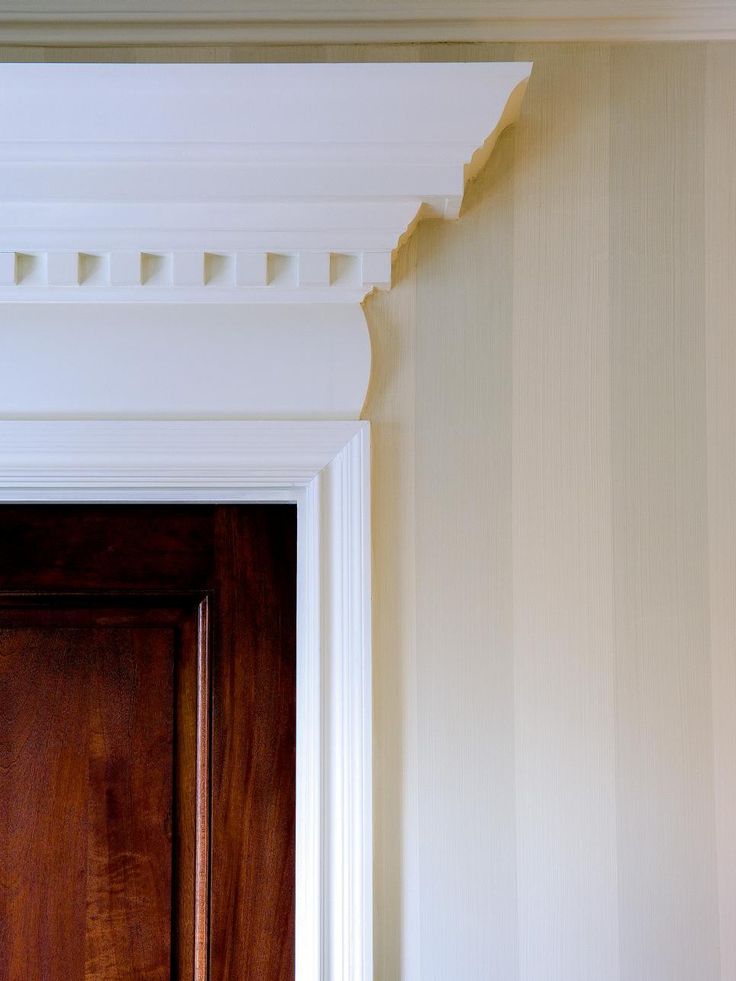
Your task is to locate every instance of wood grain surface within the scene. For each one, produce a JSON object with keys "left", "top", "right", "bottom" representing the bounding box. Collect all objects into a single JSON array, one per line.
[
  {"left": 1, "top": 611, "right": 175, "bottom": 979},
  {"left": 209, "top": 507, "right": 296, "bottom": 981},
  {"left": 0, "top": 505, "right": 296, "bottom": 981}
]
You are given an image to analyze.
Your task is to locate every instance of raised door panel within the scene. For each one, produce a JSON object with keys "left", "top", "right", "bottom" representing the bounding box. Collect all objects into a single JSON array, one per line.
[
  {"left": 0, "top": 600, "right": 205, "bottom": 981},
  {"left": 0, "top": 504, "right": 296, "bottom": 981}
]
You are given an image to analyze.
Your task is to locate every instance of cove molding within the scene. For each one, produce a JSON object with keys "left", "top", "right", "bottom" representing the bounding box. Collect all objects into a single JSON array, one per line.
[
  {"left": 0, "top": 62, "right": 531, "bottom": 980},
  {"left": 0, "top": 62, "right": 530, "bottom": 420}
]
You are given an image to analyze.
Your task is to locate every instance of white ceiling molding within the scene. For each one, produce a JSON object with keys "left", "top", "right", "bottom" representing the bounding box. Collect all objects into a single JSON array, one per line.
[
  {"left": 0, "top": 1, "right": 732, "bottom": 43},
  {"left": 0, "top": 62, "right": 529, "bottom": 421},
  {"left": 0, "top": 63, "right": 530, "bottom": 305}
]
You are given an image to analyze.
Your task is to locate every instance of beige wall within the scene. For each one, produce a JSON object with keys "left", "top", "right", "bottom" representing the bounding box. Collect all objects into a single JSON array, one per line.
[
  {"left": 3, "top": 39, "right": 735, "bottom": 980},
  {"left": 367, "top": 41, "right": 736, "bottom": 981}
]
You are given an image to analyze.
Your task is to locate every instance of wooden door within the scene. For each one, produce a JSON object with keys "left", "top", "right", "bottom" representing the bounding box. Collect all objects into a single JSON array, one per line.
[{"left": 0, "top": 505, "right": 296, "bottom": 981}]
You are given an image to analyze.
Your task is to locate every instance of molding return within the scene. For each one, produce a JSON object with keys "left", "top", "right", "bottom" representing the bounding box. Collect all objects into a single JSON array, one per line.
[
  {"left": 0, "top": 63, "right": 531, "bottom": 305},
  {"left": 0, "top": 2, "right": 733, "bottom": 42},
  {"left": 0, "top": 62, "right": 530, "bottom": 421}
]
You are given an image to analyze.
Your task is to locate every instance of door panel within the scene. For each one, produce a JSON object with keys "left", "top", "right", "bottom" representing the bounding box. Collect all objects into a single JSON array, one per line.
[
  {"left": 0, "top": 604, "right": 193, "bottom": 981},
  {"left": 0, "top": 506, "right": 296, "bottom": 981},
  {"left": 209, "top": 508, "right": 296, "bottom": 981}
]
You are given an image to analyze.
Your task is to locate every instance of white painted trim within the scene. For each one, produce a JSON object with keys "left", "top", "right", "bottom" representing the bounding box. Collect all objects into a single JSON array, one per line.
[
  {"left": 0, "top": 305, "right": 372, "bottom": 422},
  {"left": 0, "top": 4, "right": 733, "bottom": 42},
  {"left": 0, "top": 63, "right": 531, "bottom": 304},
  {"left": 0, "top": 62, "right": 528, "bottom": 422},
  {"left": 0, "top": 418, "right": 372, "bottom": 981},
  {"left": 0, "top": 60, "right": 524, "bottom": 974}
]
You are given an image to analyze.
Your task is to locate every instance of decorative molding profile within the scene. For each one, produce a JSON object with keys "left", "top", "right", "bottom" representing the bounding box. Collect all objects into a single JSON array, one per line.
[
  {"left": 0, "top": 63, "right": 530, "bottom": 304},
  {"left": 0, "top": 62, "right": 531, "bottom": 979},
  {"left": 0, "top": 249, "right": 393, "bottom": 304},
  {"left": 0, "top": 62, "right": 530, "bottom": 421},
  {"left": 0, "top": 418, "right": 372, "bottom": 981},
  {"left": 0, "top": 1, "right": 732, "bottom": 43}
]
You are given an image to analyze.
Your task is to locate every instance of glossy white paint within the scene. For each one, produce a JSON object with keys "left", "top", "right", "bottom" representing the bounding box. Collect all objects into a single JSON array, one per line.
[
  {"left": 0, "top": 62, "right": 529, "bottom": 423},
  {"left": 0, "top": 63, "right": 531, "bottom": 304},
  {"left": 0, "top": 303, "right": 372, "bottom": 420}
]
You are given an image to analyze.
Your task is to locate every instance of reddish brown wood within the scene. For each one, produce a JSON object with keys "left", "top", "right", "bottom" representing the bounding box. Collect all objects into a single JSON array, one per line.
[
  {"left": 193, "top": 599, "right": 211, "bottom": 981},
  {"left": 209, "top": 507, "right": 297, "bottom": 981},
  {"left": 0, "top": 603, "right": 191, "bottom": 981},
  {"left": 0, "top": 506, "right": 296, "bottom": 981}
]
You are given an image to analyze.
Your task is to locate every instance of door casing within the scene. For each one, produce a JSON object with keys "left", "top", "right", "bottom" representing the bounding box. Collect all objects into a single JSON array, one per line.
[{"left": 0, "top": 418, "right": 372, "bottom": 981}]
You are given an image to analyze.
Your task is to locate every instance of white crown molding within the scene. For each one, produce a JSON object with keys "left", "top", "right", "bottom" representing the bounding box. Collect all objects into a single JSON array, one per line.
[
  {"left": 0, "top": 2, "right": 732, "bottom": 42},
  {"left": 0, "top": 62, "right": 529, "bottom": 422},
  {"left": 0, "top": 63, "right": 530, "bottom": 305}
]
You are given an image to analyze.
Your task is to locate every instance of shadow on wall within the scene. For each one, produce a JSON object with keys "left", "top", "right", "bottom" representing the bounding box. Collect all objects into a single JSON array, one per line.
[{"left": 360, "top": 113, "right": 519, "bottom": 977}]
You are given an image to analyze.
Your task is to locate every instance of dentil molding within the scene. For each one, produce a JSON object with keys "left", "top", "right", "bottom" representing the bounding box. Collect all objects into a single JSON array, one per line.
[
  {"left": 0, "top": 63, "right": 530, "bottom": 304},
  {"left": 0, "top": 63, "right": 530, "bottom": 420}
]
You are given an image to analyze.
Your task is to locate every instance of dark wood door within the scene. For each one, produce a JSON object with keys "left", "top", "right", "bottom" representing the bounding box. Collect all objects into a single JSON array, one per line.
[{"left": 0, "top": 505, "right": 296, "bottom": 981}]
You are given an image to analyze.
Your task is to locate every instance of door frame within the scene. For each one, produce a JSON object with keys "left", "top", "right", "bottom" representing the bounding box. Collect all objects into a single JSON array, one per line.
[{"left": 0, "top": 417, "right": 372, "bottom": 981}]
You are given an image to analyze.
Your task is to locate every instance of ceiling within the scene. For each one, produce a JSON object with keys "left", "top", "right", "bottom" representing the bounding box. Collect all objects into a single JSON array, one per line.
[{"left": 0, "top": 0, "right": 733, "bottom": 44}]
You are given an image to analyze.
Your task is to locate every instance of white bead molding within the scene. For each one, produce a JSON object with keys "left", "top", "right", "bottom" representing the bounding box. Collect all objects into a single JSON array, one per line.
[{"left": 0, "top": 63, "right": 531, "bottom": 305}]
